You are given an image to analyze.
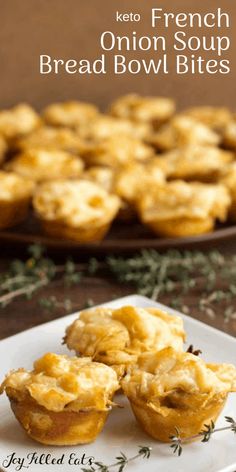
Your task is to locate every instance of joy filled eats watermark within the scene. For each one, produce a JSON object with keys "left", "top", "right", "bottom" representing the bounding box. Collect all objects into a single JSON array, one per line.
[
  {"left": 39, "top": 7, "right": 231, "bottom": 76},
  {"left": 1, "top": 452, "right": 95, "bottom": 471}
]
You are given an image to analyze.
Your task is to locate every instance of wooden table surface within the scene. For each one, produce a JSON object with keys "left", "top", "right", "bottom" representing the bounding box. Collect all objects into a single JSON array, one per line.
[{"left": 1, "top": 242, "right": 236, "bottom": 342}]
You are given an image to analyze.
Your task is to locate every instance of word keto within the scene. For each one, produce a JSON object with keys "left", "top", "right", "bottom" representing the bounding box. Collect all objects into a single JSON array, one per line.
[{"left": 116, "top": 11, "right": 140, "bottom": 22}]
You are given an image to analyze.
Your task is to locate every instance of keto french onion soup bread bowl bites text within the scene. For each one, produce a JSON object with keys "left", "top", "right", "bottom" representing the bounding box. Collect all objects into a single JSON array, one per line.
[
  {"left": 65, "top": 306, "right": 185, "bottom": 378},
  {"left": 33, "top": 180, "right": 120, "bottom": 242},
  {"left": 0, "top": 353, "right": 119, "bottom": 446},
  {"left": 122, "top": 347, "right": 236, "bottom": 442}
]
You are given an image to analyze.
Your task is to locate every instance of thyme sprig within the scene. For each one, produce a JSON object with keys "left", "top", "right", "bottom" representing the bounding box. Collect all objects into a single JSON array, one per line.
[
  {"left": 107, "top": 250, "right": 236, "bottom": 322},
  {"left": 170, "top": 416, "right": 236, "bottom": 456},
  {"left": 81, "top": 446, "right": 152, "bottom": 472},
  {"left": 72, "top": 417, "right": 236, "bottom": 470},
  {"left": 0, "top": 245, "right": 82, "bottom": 308},
  {"left": 1, "top": 246, "right": 236, "bottom": 323}
]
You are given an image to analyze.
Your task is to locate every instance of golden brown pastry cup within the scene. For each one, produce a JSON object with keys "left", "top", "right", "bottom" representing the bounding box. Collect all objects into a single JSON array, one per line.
[
  {"left": 146, "top": 217, "right": 214, "bottom": 238},
  {"left": 0, "top": 198, "right": 31, "bottom": 229},
  {"left": 9, "top": 395, "right": 109, "bottom": 446},
  {"left": 127, "top": 393, "right": 227, "bottom": 442},
  {"left": 40, "top": 219, "right": 111, "bottom": 243}
]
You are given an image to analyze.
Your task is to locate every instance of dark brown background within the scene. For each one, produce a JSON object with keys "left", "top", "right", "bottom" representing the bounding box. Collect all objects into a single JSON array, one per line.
[{"left": 0, "top": 0, "right": 235, "bottom": 111}]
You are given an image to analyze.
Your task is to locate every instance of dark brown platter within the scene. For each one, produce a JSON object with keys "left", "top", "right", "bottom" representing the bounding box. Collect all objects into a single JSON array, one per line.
[{"left": 1, "top": 214, "right": 236, "bottom": 256}]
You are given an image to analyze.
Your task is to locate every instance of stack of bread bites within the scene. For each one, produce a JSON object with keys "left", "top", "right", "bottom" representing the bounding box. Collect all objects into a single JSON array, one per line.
[
  {"left": 1, "top": 305, "right": 236, "bottom": 445},
  {"left": 0, "top": 96, "right": 236, "bottom": 241}
]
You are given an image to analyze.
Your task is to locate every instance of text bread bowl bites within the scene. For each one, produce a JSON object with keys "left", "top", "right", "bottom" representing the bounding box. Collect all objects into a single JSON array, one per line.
[
  {"left": 43, "top": 101, "right": 99, "bottom": 129},
  {"left": 109, "top": 94, "right": 176, "bottom": 129},
  {"left": 33, "top": 180, "right": 120, "bottom": 242},
  {"left": 64, "top": 306, "right": 185, "bottom": 379},
  {"left": 136, "top": 180, "right": 231, "bottom": 238},
  {"left": 0, "top": 171, "right": 34, "bottom": 229},
  {"left": 0, "top": 104, "right": 40, "bottom": 142},
  {"left": 5, "top": 148, "right": 84, "bottom": 182},
  {"left": 0, "top": 353, "right": 119, "bottom": 445},
  {"left": 121, "top": 347, "right": 236, "bottom": 442}
]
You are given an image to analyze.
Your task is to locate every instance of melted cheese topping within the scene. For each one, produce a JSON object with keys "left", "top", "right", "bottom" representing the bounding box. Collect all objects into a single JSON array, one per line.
[
  {"left": 17, "top": 126, "right": 86, "bottom": 154},
  {"left": 182, "top": 106, "right": 232, "bottom": 130},
  {"left": 122, "top": 348, "right": 236, "bottom": 406},
  {"left": 153, "top": 145, "right": 233, "bottom": 180},
  {"left": 0, "top": 104, "right": 40, "bottom": 139},
  {"left": 149, "top": 116, "right": 220, "bottom": 151},
  {"left": 109, "top": 94, "right": 175, "bottom": 123},
  {"left": 0, "top": 353, "right": 119, "bottom": 412},
  {"left": 65, "top": 306, "right": 185, "bottom": 367},
  {"left": 6, "top": 149, "right": 84, "bottom": 181},
  {"left": 137, "top": 180, "right": 230, "bottom": 222},
  {"left": 83, "top": 135, "right": 154, "bottom": 168},
  {"left": 114, "top": 163, "right": 165, "bottom": 204},
  {"left": 82, "top": 167, "right": 115, "bottom": 192},
  {"left": 43, "top": 101, "right": 98, "bottom": 128},
  {"left": 33, "top": 180, "right": 120, "bottom": 227},
  {"left": 0, "top": 171, "right": 34, "bottom": 200},
  {"left": 77, "top": 115, "right": 151, "bottom": 141}
]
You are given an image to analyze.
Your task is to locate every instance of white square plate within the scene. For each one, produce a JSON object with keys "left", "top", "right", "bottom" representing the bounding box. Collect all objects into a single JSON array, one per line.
[{"left": 0, "top": 295, "right": 235, "bottom": 472}]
